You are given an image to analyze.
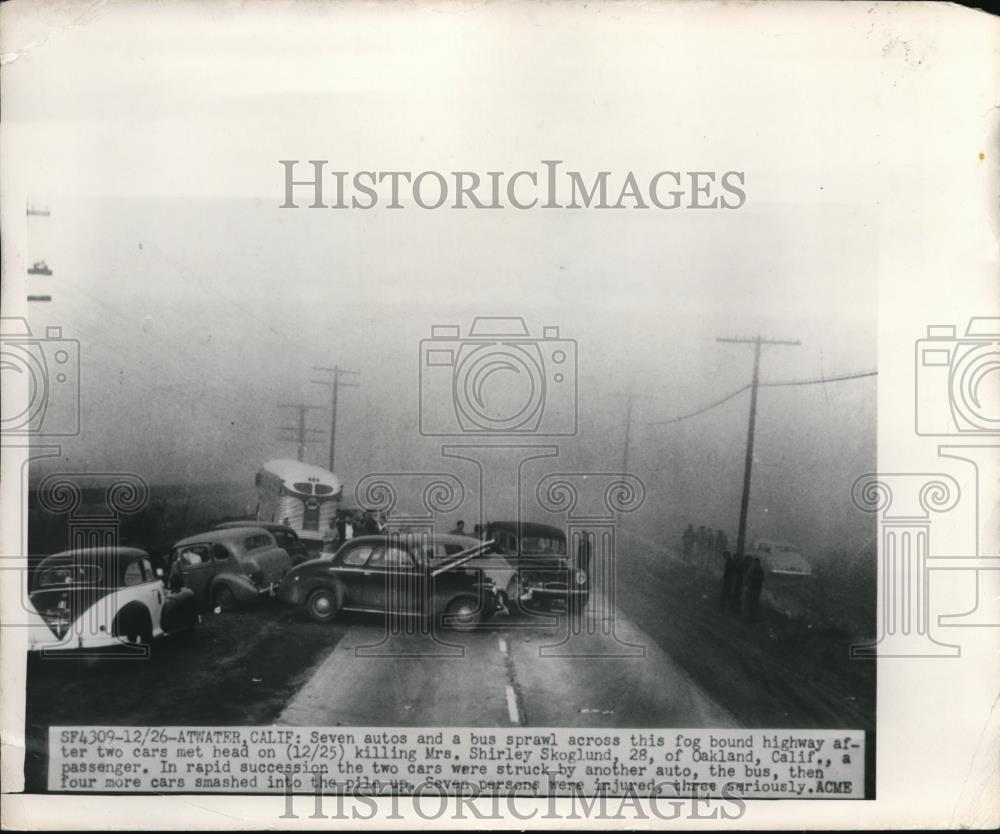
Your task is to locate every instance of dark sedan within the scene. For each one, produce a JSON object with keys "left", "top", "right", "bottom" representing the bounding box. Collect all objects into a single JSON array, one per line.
[
  {"left": 277, "top": 533, "right": 501, "bottom": 631},
  {"left": 483, "top": 521, "right": 589, "bottom": 614},
  {"left": 214, "top": 520, "right": 310, "bottom": 565}
]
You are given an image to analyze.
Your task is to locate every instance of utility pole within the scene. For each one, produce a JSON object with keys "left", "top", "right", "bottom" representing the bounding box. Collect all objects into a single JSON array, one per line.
[
  {"left": 613, "top": 393, "right": 651, "bottom": 479},
  {"left": 311, "top": 365, "right": 360, "bottom": 472},
  {"left": 717, "top": 335, "right": 800, "bottom": 559},
  {"left": 277, "top": 403, "right": 323, "bottom": 462}
]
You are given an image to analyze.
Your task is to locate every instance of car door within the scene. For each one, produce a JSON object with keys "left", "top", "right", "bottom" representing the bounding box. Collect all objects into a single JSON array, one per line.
[
  {"left": 139, "top": 557, "right": 165, "bottom": 631},
  {"left": 122, "top": 557, "right": 162, "bottom": 628},
  {"left": 365, "top": 544, "right": 424, "bottom": 614},
  {"left": 334, "top": 541, "right": 378, "bottom": 609},
  {"left": 176, "top": 544, "right": 214, "bottom": 605}
]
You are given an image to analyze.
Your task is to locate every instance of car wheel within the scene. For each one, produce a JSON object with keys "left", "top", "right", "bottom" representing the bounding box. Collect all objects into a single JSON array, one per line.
[
  {"left": 114, "top": 608, "right": 152, "bottom": 646},
  {"left": 212, "top": 585, "right": 237, "bottom": 612},
  {"left": 444, "top": 596, "right": 481, "bottom": 632},
  {"left": 306, "top": 587, "right": 341, "bottom": 623}
]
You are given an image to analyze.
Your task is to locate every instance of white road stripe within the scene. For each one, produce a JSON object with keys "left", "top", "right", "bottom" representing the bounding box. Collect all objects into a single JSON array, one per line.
[
  {"left": 505, "top": 685, "right": 520, "bottom": 725},
  {"left": 498, "top": 636, "right": 508, "bottom": 654}
]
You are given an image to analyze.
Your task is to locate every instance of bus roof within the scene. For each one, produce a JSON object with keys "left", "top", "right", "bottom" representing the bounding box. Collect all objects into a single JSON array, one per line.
[{"left": 259, "top": 458, "right": 343, "bottom": 489}]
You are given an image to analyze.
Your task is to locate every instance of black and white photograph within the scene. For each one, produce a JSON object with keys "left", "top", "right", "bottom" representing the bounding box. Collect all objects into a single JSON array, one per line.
[{"left": 1, "top": 1, "right": 996, "bottom": 830}]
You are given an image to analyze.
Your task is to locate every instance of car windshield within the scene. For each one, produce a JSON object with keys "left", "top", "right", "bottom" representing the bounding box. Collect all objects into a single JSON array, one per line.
[
  {"left": 519, "top": 536, "right": 566, "bottom": 555},
  {"left": 35, "top": 564, "right": 103, "bottom": 588}
]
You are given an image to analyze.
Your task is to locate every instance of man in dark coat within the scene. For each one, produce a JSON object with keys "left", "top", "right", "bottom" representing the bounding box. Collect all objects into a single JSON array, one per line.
[
  {"left": 714, "top": 529, "right": 728, "bottom": 559},
  {"left": 731, "top": 554, "right": 751, "bottom": 613},
  {"left": 746, "top": 557, "right": 765, "bottom": 618},
  {"left": 720, "top": 551, "right": 735, "bottom": 610}
]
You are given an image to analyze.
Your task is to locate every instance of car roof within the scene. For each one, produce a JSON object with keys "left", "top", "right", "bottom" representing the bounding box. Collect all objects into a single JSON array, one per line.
[
  {"left": 214, "top": 520, "right": 299, "bottom": 536},
  {"left": 37, "top": 547, "right": 149, "bottom": 567},
  {"left": 173, "top": 527, "right": 272, "bottom": 547},
  {"left": 486, "top": 521, "right": 564, "bottom": 539},
  {"left": 342, "top": 533, "right": 488, "bottom": 549}
]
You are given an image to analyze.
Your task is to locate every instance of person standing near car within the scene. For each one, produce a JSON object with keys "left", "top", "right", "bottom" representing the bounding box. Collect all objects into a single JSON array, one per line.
[
  {"left": 715, "top": 529, "right": 728, "bottom": 560},
  {"left": 167, "top": 553, "right": 185, "bottom": 593},
  {"left": 696, "top": 526, "right": 709, "bottom": 563},
  {"left": 337, "top": 512, "right": 355, "bottom": 543},
  {"left": 735, "top": 554, "right": 753, "bottom": 614},
  {"left": 322, "top": 516, "right": 339, "bottom": 553},
  {"left": 746, "top": 557, "right": 765, "bottom": 618},
  {"left": 729, "top": 554, "right": 747, "bottom": 613},
  {"left": 449, "top": 520, "right": 466, "bottom": 535},
  {"left": 720, "top": 551, "right": 735, "bottom": 611}
]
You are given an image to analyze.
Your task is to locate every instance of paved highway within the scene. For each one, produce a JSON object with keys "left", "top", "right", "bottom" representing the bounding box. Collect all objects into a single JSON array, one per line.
[{"left": 279, "top": 604, "right": 735, "bottom": 728}]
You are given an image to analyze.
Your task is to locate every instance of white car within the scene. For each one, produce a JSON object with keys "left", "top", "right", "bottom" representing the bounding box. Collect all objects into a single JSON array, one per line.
[
  {"left": 28, "top": 547, "right": 198, "bottom": 653},
  {"left": 749, "top": 539, "right": 812, "bottom": 577}
]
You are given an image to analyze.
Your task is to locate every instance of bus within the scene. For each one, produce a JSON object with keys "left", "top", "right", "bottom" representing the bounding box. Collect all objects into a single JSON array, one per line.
[{"left": 254, "top": 459, "right": 343, "bottom": 551}]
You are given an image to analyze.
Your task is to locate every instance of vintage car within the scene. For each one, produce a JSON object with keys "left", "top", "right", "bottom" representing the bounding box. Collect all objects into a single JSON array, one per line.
[
  {"left": 168, "top": 527, "right": 292, "bottom": 611},
  {"left": 749, "top": 538, "right": 813, "bottom": 577},
  {"left": 277, "top": 533, "right": 500, "bottom": 630},
  {"left": 483, "top": 521, "right": 589, "bottom": 613},
  {"left": 213, "top": 520, "right": 310, "bottom": 565},
  {"left": 27, "top": 547, "right": 198, "bottom": 652}
]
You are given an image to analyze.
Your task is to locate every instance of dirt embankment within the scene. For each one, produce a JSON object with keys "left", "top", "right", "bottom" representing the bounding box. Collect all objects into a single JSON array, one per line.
[{"left": 617, "top": 545, "right": 876, "bottom": 732}]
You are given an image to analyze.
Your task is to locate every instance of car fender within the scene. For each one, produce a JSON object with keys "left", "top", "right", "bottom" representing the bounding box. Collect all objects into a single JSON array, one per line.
[
  {"left": 112, "top": 600, "right": 153, "bottom": 640},
  {"left": 209, "top": 574, "right": 258, "bottom": 602},
  {"left": 279, "top": 573, "right": 342, "bottom": 607}
]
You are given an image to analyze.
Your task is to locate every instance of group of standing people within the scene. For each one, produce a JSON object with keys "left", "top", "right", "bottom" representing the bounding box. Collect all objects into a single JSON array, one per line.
[
  {"left": 681, "top": 524, "right": 728, "bottom": 565},
  {"left": 321, "top": 509, "right": 385, "bottom": 552},
  {"left": 720, "top": 552, "right": 765, "bottom": 618}
]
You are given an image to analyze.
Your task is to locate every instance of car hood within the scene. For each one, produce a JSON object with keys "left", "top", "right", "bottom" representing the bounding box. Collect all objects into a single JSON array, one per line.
[{"left": 430, "top": 540, "right": 497, "bottom": 577}]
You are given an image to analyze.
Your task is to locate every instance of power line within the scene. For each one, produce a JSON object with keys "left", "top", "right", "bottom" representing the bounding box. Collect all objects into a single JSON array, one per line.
[
  {"left": 645, "top": 369, "right": 878, "bottom": 426},
  {"left": 611, "top": 393, "right": 652, "bottom": 479},
  {"left": 311, "top": 365, "right": 360, "bottom": 472},
  {"left": 645, "top": 384, "right": 751, "bottom": 426},
  {"left": 760, "top": 369, "right": 878, "bottom": 388}
]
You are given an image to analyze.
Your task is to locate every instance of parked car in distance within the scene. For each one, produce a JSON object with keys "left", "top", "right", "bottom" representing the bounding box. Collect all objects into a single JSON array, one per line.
[
  {"left": 168, "top": 528, "right": 292, "bottom": 611},
  {"left": 483, "top": 521, "right": 589, "bottom": 614},
  {"left": 277, "top": 533, "right": 500, "bottom": 630},
  {"left": 749, "top": 539, "right": 812, "bottom": 577},
  {"left": 214, "top": 520, "right": 310, "bottom": 565},
  {"left": 27, "top": 547, "right": 198, "bottom": 652}
]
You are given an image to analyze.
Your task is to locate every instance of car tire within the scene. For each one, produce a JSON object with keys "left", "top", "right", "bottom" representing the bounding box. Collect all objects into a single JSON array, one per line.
[
  {"left": 306, "top": 586, "right": 342, "bottom": 624},
  {"left": 114, "top": 607, "right": 153, "bottom": 646},
  {"left": 443, "top": 595, "right": 482, "bottom": 632},
  {"left": 212, "top": 585, "right": 238, "bottom": 612}
]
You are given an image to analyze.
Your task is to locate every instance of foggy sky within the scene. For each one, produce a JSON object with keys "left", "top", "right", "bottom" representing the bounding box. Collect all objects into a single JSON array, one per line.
[{"left": 5, "top": 2, "right": 878, "bottom": 556}]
